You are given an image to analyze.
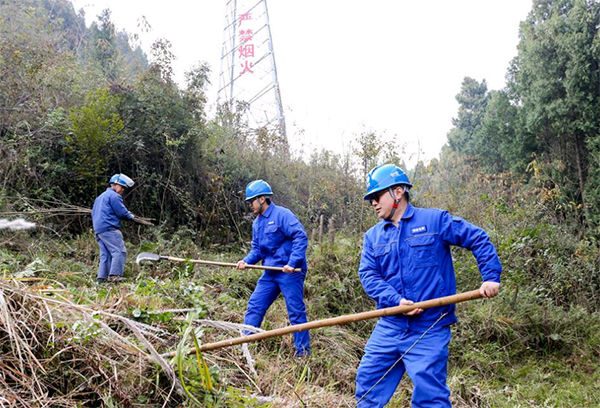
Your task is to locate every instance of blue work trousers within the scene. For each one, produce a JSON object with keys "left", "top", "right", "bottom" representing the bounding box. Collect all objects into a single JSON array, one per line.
[
  {"left": 95, "top": 229, "right": 127, "bottom": 279},
  {"left": 356, "top": 319, "right": 451, "bottom": 408},
  {"left": 244, "top": 271, "right": 310, "bottom": 356}
]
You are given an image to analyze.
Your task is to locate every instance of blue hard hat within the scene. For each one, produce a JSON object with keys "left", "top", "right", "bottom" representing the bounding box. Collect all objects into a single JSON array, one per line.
[
  {"left": 109, "top": 173, "right": 135, "bottom": 188},
  {"left": 245, "top": 180, "right": 273, "bottom": 201},
  {"left": 364, "top": 164, "right": 412, "bottom": 201}
]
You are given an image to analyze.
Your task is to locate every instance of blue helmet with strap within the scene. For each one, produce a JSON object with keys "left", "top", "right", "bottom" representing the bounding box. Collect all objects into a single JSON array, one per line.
[
  {"left": 245, "top": 180, "right": 273, "bottom": 201},
  {"left": 109, "top": 173, "right": 135, "bottom": 188},
  {"left": 364, "top": 164, "right": 412, "bottom": 201}
]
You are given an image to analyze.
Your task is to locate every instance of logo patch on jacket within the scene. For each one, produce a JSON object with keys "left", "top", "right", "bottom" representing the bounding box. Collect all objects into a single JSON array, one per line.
[
  {"left": 411, "top": 226, "right": 427, "bottom": 234},
  {"left": 268, "top": 221, "right": 275, "bottom": 225}
]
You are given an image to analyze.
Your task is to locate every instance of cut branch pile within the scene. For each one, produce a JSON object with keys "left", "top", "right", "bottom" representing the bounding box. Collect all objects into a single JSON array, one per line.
[{"left": 0, "top": 279, "right": 181, "bottom": 407}]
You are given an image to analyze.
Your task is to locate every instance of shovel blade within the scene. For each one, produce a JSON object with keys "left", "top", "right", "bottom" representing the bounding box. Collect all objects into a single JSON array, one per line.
[{"left": 136, "top": 252, "right": 161, "bottom": 264}]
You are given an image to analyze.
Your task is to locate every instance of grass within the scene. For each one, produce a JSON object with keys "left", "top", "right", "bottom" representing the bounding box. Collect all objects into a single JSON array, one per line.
[{"left": 1, "top": 229, "right": 599, "bottom": 407}]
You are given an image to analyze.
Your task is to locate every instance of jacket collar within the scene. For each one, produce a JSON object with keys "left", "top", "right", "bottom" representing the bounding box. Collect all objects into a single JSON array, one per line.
[
  {"left": 401, "top": 203, "right": 415, "bottom": 220},
  {"left": 260, "top": 203, "right": 275, "bottom": 218},
  {"left": 382, "top": 203, "right": 415, "bottom": 229}
]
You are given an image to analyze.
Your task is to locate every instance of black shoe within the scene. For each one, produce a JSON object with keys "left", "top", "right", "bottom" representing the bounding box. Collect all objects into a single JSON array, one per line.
[
  {"left": 108, "top": 275, "right": 126, "bottom": 283},
  {"left": 97, "top": 277, "right": 107, "bottom": 283}
]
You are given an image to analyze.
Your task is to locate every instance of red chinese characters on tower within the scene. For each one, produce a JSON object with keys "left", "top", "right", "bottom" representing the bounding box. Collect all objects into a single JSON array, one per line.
[
  {"left": 239, "top": 44, "right": 254, "bottom": 58},
  {"left": 240, "top": 60, "right": 254, "bottom": 74},
  {"left": 238, "top": 13, "right": 254, "bottom": 75},
  {"left": 238, "top": 12, "right": 251, "bottom": 26},
  {"left": 239, "top": 29, "right": 254, "bottom": 44}
]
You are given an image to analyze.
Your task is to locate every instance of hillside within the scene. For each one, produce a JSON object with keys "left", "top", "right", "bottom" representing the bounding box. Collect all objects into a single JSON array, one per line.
[{"left": 1, "top": 0, "right": 600, "bottom": 407}]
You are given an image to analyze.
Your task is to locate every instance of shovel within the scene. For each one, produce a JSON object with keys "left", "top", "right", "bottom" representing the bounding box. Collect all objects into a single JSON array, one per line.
[
  {"left": 161, "top": 289, "right": 483, "bottom": 357},
  {"left": 135, "top": 252, "right": 300, "bottom": 273}
]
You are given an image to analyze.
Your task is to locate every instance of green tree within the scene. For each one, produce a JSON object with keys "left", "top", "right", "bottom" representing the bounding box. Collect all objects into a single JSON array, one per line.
[
  {"left": 447, "top": 77, "right": 490, "bottom": 158},
  {"left": 113, "top": 59, "right": 202, "bottom": 226},
  {"left": 509, "top": 0, "right": 600, "bottom": 217},
  {"left": 89, "top": 9, "right": 119, "bottom": 81},
  {"left": 0, "top": 0, "right": 96, "bottom": 199},
  {"left": 87, "top": 8, "right": 147, "bottom": 84},
  {"left": 480, "top": 90, "right": 536, "bottom": 173},
  {"left": 66, "top": 88, "right": 124, "bottom": 186}
]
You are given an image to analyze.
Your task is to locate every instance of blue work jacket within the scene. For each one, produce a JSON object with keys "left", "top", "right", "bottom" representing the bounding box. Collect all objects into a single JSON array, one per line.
[
  {"left": 92, "top": 188, "right": 134, "bottom": 234},
  {"left": 244, "top": 204, "right": 308, "bottom": 273},
  {"left": 359, "top": 204, "right": 502, "bottom": 330}
]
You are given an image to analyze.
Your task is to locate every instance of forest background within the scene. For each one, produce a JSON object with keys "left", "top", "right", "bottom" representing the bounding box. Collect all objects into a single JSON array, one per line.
[{"left": 1, "top": 0, "right": 600, "bottom": 407}]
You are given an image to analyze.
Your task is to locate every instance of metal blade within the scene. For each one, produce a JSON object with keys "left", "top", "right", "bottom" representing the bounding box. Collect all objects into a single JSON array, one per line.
[{"left": 135, "top": 252, "right": 162, "bottom": 264}]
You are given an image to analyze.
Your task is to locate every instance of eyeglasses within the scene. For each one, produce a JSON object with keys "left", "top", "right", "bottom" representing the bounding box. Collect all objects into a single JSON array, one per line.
[
  {"left": 247, "top": 197, "right": 258, "bottom": 205},
  {"left": 369, "top": 190, "right": 388, "bottom": 205}
]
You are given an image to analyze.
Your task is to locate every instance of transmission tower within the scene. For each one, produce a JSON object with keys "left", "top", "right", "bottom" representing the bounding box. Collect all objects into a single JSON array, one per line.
[{"left": 217, "top": 0, "right": 287, "bottom": 142}]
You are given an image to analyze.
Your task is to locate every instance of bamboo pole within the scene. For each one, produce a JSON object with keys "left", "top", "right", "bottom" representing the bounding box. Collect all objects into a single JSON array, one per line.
[{"left": 162, "top": 289, "right": 482, "bottom": 358}]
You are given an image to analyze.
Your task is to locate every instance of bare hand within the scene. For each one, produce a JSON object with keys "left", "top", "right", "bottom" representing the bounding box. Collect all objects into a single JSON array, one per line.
[
  {"left": 236, "top": 260, "right": 247, "bottom": 270},
  {"left": 480, "top": 281, "right": 500, "bottom": 298},
  {"left": 400, "top": 298, "right": 423, "bottom": 316},
  {"left": 282, "top": 265, "right": 295, "bottom": 273}
]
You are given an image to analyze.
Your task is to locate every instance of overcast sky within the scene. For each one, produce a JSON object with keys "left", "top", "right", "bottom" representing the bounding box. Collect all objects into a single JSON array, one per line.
[{"left": 70, "top": 0, "right": 533, "bottom": 166}]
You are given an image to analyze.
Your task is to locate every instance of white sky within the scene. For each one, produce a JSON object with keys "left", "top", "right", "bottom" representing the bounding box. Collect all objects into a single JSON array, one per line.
[{"left": 70, "top": 0, "right": 533, "bottom": 166}]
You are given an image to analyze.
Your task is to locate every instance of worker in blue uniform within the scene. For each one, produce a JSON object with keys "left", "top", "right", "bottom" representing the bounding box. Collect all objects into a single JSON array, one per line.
[
  {"left": 236, "top": 180, "right": 310, "bottom": 356},
  {"left": 355, "top": 164, "right": 502, "bottom": 407},
  {"left": 92, "top": 173, "right": 135, "bottom": 283}
]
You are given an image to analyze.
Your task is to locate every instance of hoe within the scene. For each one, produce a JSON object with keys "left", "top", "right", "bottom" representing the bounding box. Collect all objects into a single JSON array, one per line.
[{"left": 136, "top": 252, "right": 300, "bottom": 273}]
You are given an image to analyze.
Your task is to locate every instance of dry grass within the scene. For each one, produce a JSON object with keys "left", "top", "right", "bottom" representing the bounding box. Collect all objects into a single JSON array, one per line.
[
  {"left": 0, "top": 278, "right": 181, "bottom": 407},
  {"left": 0, "top": 276, "right": 359, "bottom": 407}
]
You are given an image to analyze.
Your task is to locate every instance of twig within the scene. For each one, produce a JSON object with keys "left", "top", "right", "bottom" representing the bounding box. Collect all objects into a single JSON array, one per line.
[{"left": 122, "top": 319, "right": 184, "bottom": 396}]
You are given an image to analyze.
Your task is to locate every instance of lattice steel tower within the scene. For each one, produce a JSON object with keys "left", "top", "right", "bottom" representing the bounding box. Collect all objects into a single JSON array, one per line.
[{"left": 218, "top": 0, "right": 287, "bottom": 142}]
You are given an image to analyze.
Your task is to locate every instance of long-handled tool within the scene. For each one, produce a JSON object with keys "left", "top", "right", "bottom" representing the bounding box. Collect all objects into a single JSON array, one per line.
[
  {"left": 135, "top": 252, "right": 300, "bottom": 273},
  {"left": 161, "top": 289, "right": 483, "bottom": 358}
]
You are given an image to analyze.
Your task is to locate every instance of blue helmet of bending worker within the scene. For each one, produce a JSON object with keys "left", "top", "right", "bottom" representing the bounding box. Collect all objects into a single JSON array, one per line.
[
  {"left": 109, "top": 173, "right": 135, "bottom": 188},
  {"left": 245, "top": 179, "right": 273, "bottom": 201},
  {"left": 364, "top": 164, "right": 412, "bottom": 201}
]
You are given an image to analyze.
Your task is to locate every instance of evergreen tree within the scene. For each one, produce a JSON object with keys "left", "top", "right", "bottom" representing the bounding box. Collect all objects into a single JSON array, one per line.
[
  {"left": 447, "top": 77, "right": 490, "bottom": 159},
  {"left": 509, "top": 0, "right": 600, "bottom": 214}
]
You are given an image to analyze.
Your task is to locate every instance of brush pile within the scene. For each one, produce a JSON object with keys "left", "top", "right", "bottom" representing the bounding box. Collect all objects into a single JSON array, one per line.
[{"left": 0, "top": 279, "right": 182, "bottom": 407}]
